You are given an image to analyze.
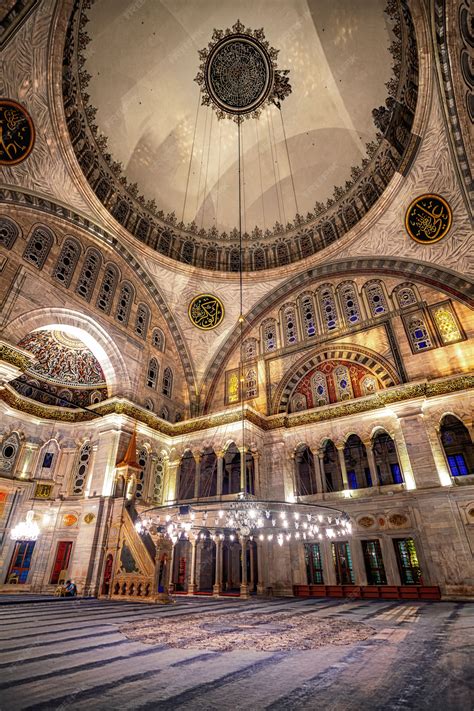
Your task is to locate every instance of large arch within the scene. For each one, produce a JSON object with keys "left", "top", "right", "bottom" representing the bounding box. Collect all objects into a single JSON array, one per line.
[
  {"left": 201, "top": 256, "right": 474, "bottom": 412},
  {"left": 272, "top": 343, "right": 400, "bottom": 414},
  {"left": 1, "top": 308, "right": 132, "bottom": 398}
]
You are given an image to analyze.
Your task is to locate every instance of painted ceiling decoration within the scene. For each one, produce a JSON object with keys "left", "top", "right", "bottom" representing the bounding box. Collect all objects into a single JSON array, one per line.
[
  {"left": 63, "top": 0, "right": 419, "bottom": 271},
  {"left": 0, "top": 99, "right": 35, "bottom": 166},
  {"left": 405, "top": 194, "right": 452, "bottom": 244}
]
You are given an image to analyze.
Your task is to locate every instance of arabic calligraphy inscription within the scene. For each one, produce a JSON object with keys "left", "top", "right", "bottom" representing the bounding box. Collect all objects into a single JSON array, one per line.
[
  {"left": 189, "top": 294, "right": 225, "bottom": 330},
  {"left": 0, "top": 99, "right": 35, "bottom": 165},
  {"left": 405, "top": 194, "right": 452, "bottom": 244}
]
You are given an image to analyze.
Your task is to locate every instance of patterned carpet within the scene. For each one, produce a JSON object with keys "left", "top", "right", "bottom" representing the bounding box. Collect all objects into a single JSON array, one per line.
[{"left": 0, "top": 596, "right": 471, "bottom": 710}]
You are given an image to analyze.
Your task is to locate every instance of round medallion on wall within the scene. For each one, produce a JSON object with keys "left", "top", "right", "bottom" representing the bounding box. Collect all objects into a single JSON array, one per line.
[
  {"left": 405, "top": 194, "right": 452, "bottom": 244},
  {"left": 188, "top": 294, "right": 225, "bottom": 330},
  {"left": 63, "top": 513, "right": 78, "bottom": 527},
  {"left": 0, "top": 99, "right": 35, "bottom": 166}
]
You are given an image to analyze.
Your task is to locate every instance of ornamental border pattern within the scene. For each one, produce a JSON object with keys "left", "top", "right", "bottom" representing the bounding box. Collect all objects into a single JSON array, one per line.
[
  {"left": 1, "top": 374, "right": 473, "bottom": 435},
  {"left": 61, "top": 0, "right": 420, "bottom": 271}
]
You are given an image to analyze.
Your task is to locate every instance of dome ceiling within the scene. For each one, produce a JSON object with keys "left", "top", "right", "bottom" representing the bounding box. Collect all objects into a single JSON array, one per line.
[{"left": 64, "top": 0, "right": 418, "bottom": 270}]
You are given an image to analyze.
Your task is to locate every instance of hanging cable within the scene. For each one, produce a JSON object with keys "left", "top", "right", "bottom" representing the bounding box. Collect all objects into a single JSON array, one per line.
[
  {"left": 266, "top": 109, "right": 283, "bottom": 226},
  {"left": 269, "top": 108, "right": 287, "bottom": 226},
  {"left": 279, "top": 109, "right": 299, "bottom": 216},
  {"left": 195, "top": 103, "right": 209, "bottom": 221},
  {"left": 200, "top": 110, "right": 214, "bottom": 230},
  {"left": 240, "top": 120, "right": 247, "bottom": 235},
  {"left": 215, "top": 119, "right": 222, "bottom": 231},
  {"left": 238, "top": 117, "right": 245, "bottom": 492},
  {"left": 255, "top": 119, "right": 267, "bottom": 233},
  {"left": 181, "top": 91, "right": 201, "bottom": 227}
]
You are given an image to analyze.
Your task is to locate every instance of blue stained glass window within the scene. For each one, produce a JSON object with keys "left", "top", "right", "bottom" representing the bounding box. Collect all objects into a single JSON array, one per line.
[
  {"left": 348, "top": 470, "right": 358, "bottom": 489},
  {"left": 319, "top": 286, "right": 338, "bottom": 331},
  {"left": 390, "top": 463, "right": 403, "bottom": 484},
  {"left": 300, "top": 295, "right": 316, "bottom": 337},
  {"left": 42, "top": 453, "right": 54, "bottom": 468},
  {"left": 365, "top": 281, "right": 388, "bottom": 316},
  {"left": 339, "top": 282, "right": 361, "bottom": 326},
  {"left": 365, "top": 467, "right": 372, "bottom": 487},
  {"left": 447, "top": 454, "right": 468, "bottom": 477}
]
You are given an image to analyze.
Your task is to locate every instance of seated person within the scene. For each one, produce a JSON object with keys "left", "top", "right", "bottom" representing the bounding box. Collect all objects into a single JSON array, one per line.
[{"left": 63, "top": 580, "right": 77, "bottom": 597}]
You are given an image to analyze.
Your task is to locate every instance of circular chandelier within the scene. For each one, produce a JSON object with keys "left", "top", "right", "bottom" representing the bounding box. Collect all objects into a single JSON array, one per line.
[
  {"left": 10, "top": 510, "right": 40, "bottom": 542},
  {"left": 135, "top": 493, "right": 352, "bottom": 546},
  {"left": 195, "top": 20, "right": 292, "bottom": 121}
]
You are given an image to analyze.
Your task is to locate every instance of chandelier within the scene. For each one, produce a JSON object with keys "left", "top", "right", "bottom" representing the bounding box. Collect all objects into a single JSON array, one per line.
[
  {"left": 135, "top": 493, "right": 352, "bottom": 546},
  {"left": 10, "top": 510, "right": 40, "bottom": 542}
]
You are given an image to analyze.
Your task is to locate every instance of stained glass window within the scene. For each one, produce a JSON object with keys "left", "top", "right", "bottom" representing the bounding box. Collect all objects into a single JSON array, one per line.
[
  {"left": 305, "top": 543, "right": 324, "bottom": 584},
  {"left": 146, "top": 357, "right": 159, "bottom": 389},
  {"left": 152, "top": 328, "right": 165, "bottom": 352},
  {"left": 162, "top": 367, "right": 173, "bottom": 397},
  {"left": 135, "top": 447, "right": 148, "bottom": 499},
  {"left": 283, "top": 304, "right": 298, "bottom": 345},
  {"left": 364, "top": 280, "right": 388, "bottom": 316},
  {"left": 23, "top": 226, "right": 54, "bottom": 269},
  {"left": 318, "top": 285, "right": 338, "bottom": 331},
  {"left": 395, "top": 285, "right": 417, "bottom": 309},
  {"left": 361, "top": 375, "right": 378, "bottom": 396},
  {"left": 205, "top": 247, "right": 217, "bottom": 270},
  {"left": 300, "top": 294, "right": 317, "bottom": 337},
  {"left": 73, "top": 442, "right": 91, "bottom": 495},
  {"left": 245, "top": 368, "right": 257, "bottom": 398},
  {"left": 144, "top": 399, "right": 154, "bottom": 411},
  {"left": 135, "top": 303, "right": 150, "bottom": 339},
  {"left": 226, "top": 370, "right": 240, "bottom": 404},
  {"left": 181, "top": 241, "right": 194, "bottom": 264},
  {"left": 253, "top": 248, "right": 266, "bottom": 270},
  {"left": 394, "top": 538, "right": 422, "bottom": 584},
  {"left": 430, "top": 302, "right": 463, "bottom": 345},
  {"left": 0, "top": 432, "right": 20, "bottom": 476},
  {"left": 262, "top": 318, "right": 278, "bottom": 352},
  {"left": 338, "top": 282, "right": 361, "bottom": 326},
  {"left": 334, "top": 365, "right": 353, "bottom": 400},
  {"left": 229, "top": 248, "right": 241, "bottom": 272},
  {"left": 404, "top": 312, "right": 433, "bottom": 352},
  {"left": 447, "top": 454, "right": 468, "bottom": 476},
  {"left": 311, "top": 371, "right": 329, "bottom": 406},
  {"left": 332, "top": 541, "right": 354, "bottom": 584},
  {"left": 242, "top": 338, "right": 258, "bottom": 360},
  {"left": 115, "top": 282, "right": 134, "bottom": 325},
  {"left": 75, "top": 249, "right": 101, "bottom": 300},
  {"left": 160, "top": 406, "right": 169, "bottom": 421},
  {"left": 276, "top": 241, "right": 290, "bottom": 265},
  {"left": 0, "top": 217, "right": 19, "bottom": 249},
  {"left": 290, "top": 393, "right": 307, "bottom": 412},
  {"left": 362, "top": 540, "right": 387, "bottom": 584},
  {"left": 53, "top": 238, "right": 81, "bottom": 287},
  {"left": 153, "top": 455, "right": 165, "bottom": 503},
  {"left": 96, "top": 264, "right": 119, "bottom": 314}
]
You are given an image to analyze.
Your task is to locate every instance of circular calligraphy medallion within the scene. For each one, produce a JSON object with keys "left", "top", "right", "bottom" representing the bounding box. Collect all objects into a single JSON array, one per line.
[
  {"left": 0, "top": 99, "right": 35, "bottom": 166},
  {"left": 405, "top": 194, "right": 452, "bottom": 244},
  {"left": 188, "top": 294, "right": 225, "bottom": 330},
  {"left": 205, "top": 36, "right": 273, "bottom": 116}
]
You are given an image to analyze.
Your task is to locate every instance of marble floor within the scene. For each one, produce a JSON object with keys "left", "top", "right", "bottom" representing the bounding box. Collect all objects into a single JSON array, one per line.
[{"left": 0, "top": 596, "right": 471, "bottom": 710}]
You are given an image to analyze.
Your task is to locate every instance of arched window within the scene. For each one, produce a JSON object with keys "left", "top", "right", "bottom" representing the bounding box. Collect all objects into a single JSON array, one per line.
[
  {"left": 90, "top": 391, "right": 103, "bottom": 405},
  {"left": 253, "top": 248, "right": 265, "bottom": 270},
  {"left": 242, "top": 337, "right": 258, "bottom": 361},
  {"left": 361, "top": 375, "right": 378, "bottom": 396},
  {"left": 162, "top": 367, "right": 173, "bottom": 397},
  {"left": 135, "top": 447, "right": 148, "bottom": 499},
  {"left": 276, "top": 241, "right": 290, "bottom": 265},
  {"left": 321, "top": 221, "right": 336, "bottom": 243},
  {"left": 96, "top": 264, "right": 119, "bottom": 314},
  {"left": 344, "top": 435, "right": 371, "bottom": 489},
  {"left": 282, "top": 303, "right": 298, "bottom": 346},
  {"left": 37, "top": 440, "right": 59, "bottom": 478},
  {"left": 73, "top": 442, "right": 92, "bottom": 495},
  {"left": 261, "top": 318, "right": 278, "bottom": 352},
  {"left": 338, "top": 282, "right": 361, "bottom": 326},
  {"left": 311, "top": 371, "right": 329, "bottom": 406},
  {"left": 295, "top": 445, "right": 317, "bottom": 496},
  {"left": 199, "top": 448, "right": 217, "bottom": 497},
  {"left": 245, "top": 450, "right": 255, "bottom": 495},
  {"left": 394, "top": 285, "right": 417, "bottom": 309},
  {"left": 0, "top": 432, "right": 21, "bottom": 477},
  {"left": 229, "top": 248, "right": 241, "bottom": 272},
  {"left": 152, "top": 328, "right": 165, "bottom": 351},
  {"left": 115, "top": 282, "right": 134, "bottom": 325},
  {"left": 364, "top": 280, "right": 389, "bottom": 316},
  {"left": 245, "top": 368, "right": 257, "bottom": 399},
  {"left": 299, "top": 293, "right": 317, "bottom": 337},
  {"left": 318, "top": 285, "right": 338, "bottom": 331},
  {"left": 75, "top": 249, "right": 101, "bottom": 300},
  {"left": 334, "top": 365, "right": 353, "bottom": 401},
  {"left": 205, "top": 247, "right": 217, "bottom": 270},
  {"left": 223, "top": 443, "right": 241, "bottom": 495},
  {"left": 372, "top": 431, "right": 403, "bottom": 485},
  {"left": 181, "top": 241, "right": 194, "bottom": 264},
  {"left": 23, "top": 226, "right": 54, "bottom": 268},
  {"left": 136, "top": 218, "right": 150, "bottom": 242},
  {"left": 0, "top": 217, "right": 19, "bottom": 249},
  {"left": 177, "top": 450, "right": 196, "bottom": 500},
  {"left": 404, "top": 312, "right": 433, "bottom": 352},
  {"left": 290, "top": 393, "right": 307, "bottom": 412},
  {"left": 144, "top": 398, "right": 154, "bottom": 411},
  {"left": 440, "top": 415, "right": 473, "bottom": 477},
  {"left": 430, "top": 302, "right": 464, "bottom": 345},
  {"left": 153, "top": 455, "right": 166, "bottom": 503},
  {"left": 135, "top": 303, "right": 150, "bottom": 339},
  {"left": 299, "top": 233, "right": 313, "bottom": 258},
  {"left": 53, "top": 237, "right": 81, "bottom": 287},
  {"left": 160, "top": 406, "right": 169, "bottom": 421},
  {"left": 112, "top": 199, "right": 130, "bottom": 226},
  {"left": 146, "top": 358, "right": 159, "bottom": 389},
  {"left": 322, "top": 440, "right": 343, "bottom": 492}
]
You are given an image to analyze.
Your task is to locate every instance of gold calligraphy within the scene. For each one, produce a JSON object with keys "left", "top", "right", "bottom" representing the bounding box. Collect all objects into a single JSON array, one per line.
[
  {"left": 405, "top": 194, "right": 452, "bottom": 244},
  {"left": 188, "top": 294, "right": 224, "bottom": 330},
  {"left": 0, "top": 100, "right": 35, "bottom": 166}
]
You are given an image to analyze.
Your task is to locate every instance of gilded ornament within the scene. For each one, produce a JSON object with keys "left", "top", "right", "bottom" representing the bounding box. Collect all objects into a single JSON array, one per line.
[
  {"left": 84, "top": 512, "right": 95, "bottom": 524},
  {"left": 358, "top": 516, "right": 375, "bottom": 528},
  {"left": 0, "top": 99, "right": 35, "bottom": 165},
  {"left": 188, "top": 294, "right": 225, "bottom": 330},
  {"left": 405, "top": 194, "right": 452, "bottom": 244},
  {"left": 389, "top": 513, "right": 408, "bottom": 527},
  {"left": 34, "top": 483, "right": 52, "bottom": 499},
  {"left": 63, "top": 513, "right": 78, "bottom": 527}
]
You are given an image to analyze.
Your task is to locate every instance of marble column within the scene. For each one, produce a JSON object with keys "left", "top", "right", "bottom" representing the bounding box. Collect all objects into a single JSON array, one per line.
[
  {"left": 256, "top": 539, "right": 265, "bottom": 595},
  {"left": 364, "top": 441, "right": 380, "bottom": 489},
  {"left": 252, "top": 452, "right": 261, "bottom": 497},
  {"left": 213, "top": 538, "right": 222, "bottom": 596},
  {"left": 240, "top": 536, "right": 249, "bottom": 598},
  {"left": 312, "top": 448, "right": 324, "bottom": 494},
  {"left": 188, "top": 538, "right": 197, "bottom": 594},
  {"left": 193, "top": 453, "right": 201, "bottom": 499},
  {"left": 216, "top": 451, "right": 224, "bottom": 496},
  {"left": 249, "top": 542, "right": 255, "bottom": 591},
  {"left": 167, "top": 542, "right": 176, "bottom": 593},
  {"left": 336, "top": 445, "right": 349, "bottom": 489}
]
